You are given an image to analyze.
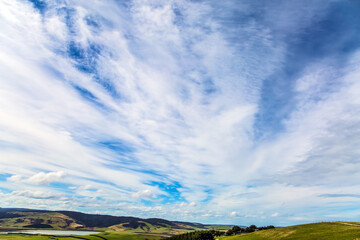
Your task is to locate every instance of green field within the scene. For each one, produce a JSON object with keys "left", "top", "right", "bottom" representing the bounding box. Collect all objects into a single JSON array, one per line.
[
  {"left": 0, "top": 231, "right": 163, "bottom": 240},
  {"left": 2, "top": 222, "right": 360, "bottom": 240},
  {"left": 219, "top": 222, "right": 360, "bottom": 240},
  {"left": 205, "top": 225, "right": 233, "bottom": 231}
]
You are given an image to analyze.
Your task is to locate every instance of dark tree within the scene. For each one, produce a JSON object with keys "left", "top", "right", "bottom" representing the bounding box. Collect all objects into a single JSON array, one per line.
[
  {"left": 232, "top": 225, "right": 242, "bottom": 234},
  {"left": 164, "top": 230, "right": 215, "bottom": 240},
  {"left": 249, "top": 224, "right": 257, "bottom": 230},
  {"left": 225, "top": 229, "right": 234, "bottom": 236},
  {"left": 193, "top": 231, "right": 214, "bottom": 240}
]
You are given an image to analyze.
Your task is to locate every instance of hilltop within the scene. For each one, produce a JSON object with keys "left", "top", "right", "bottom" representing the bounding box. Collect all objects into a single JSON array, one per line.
[{"left": 218, "top": 222, "right": 360, "bottom": 240}]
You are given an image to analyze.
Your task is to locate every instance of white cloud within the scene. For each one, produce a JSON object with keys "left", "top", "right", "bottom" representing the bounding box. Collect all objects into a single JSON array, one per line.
[
  {"left": 7, "top": 174, "right": 22, "bottom": 182},
  {"left": 271, "top": 212, "right": 279, "bottom": 217},
  {"left": 189, "top": 202, "right": 197, "bottom": 207},
  {"left": 0, "top": 0, "right": 358, "bottom": 226},
  {"left": 178, "top": 202, "right": 197, "bottom": 208},
  {"left": 6, "top": 171, "right": 66, "bottom": 185},
  {"left": 230, "top": 211, "right": 239, "bottom": 217},
  {"left": 0, "top": 0, "right": 277, "bottom": 203},
  {"left": 132, "top": 189, "right": 154, "bottom": 199},
  {"left": 13, "top": 190, "right": 65, "bottom": 200},
  {"left": 25, "top": 171, "right": 66, "bottom": 185}
]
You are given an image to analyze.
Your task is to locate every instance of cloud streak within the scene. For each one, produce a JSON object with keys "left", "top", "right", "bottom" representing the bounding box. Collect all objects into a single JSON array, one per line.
[{"left": 0, "top": 0, "right": 359, "bottom": 226}]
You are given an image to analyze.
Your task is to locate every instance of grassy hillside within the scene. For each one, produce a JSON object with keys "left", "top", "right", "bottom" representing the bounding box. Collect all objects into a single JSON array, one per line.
[
  {"left": 2, "top": 222, "right": 360, "bottom": 240},
  {"left": 0, "top": 208, "right": 204, "bottom": 234},
  {"left": 0, "top": 231, "right": 163, "bottom": 240},
  {"left": 0, "top": 211, "right": 83, "bottom": 229},
  {"left": 219, "top": 222, "right": 360, "bottom": 240}
]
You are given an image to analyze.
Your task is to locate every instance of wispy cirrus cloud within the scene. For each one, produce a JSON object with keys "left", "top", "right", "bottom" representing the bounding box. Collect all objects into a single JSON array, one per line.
[{"left": 0, "top": 0, "right": 359, "bottom": 226}]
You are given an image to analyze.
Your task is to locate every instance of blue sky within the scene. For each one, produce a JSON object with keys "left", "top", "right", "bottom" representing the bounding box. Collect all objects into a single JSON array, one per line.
[{"left": 0, "top": 0, "right": 360, "bottom": 226}]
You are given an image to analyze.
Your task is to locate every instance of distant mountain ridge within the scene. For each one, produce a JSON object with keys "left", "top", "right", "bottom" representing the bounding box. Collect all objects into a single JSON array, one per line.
[{"left": 0, "top": 207, "right": 214, "bottom": 234}]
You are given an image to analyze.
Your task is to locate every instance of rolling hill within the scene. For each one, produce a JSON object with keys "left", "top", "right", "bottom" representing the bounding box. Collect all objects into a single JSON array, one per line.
[
  {"left": 3, "top": 208, "right": 359, "bottom": 239},
  {"left": 219, "top": 222, "right": 360, "bottom": 240},
  {"left": 0, "top": 207, "right": 207, "bottom": 234}
]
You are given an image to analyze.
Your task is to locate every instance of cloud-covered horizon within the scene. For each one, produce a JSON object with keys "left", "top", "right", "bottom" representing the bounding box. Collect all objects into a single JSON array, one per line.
[{"left": 1, "top": 0, "right": 360, "bottom": 226}]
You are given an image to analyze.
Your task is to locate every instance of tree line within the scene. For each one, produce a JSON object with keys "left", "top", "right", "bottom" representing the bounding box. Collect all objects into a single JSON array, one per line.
[
  {"left": 163, "top": 225, "right": 275, "bottom": 240},
  {"left": 225, "top": 225, "right": 275, "bottom": 236}
]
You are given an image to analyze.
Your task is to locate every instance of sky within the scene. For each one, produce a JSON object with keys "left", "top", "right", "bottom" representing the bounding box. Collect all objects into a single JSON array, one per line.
[{"left": 0, "top": 0, "right": 360, "bottom": 226}]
